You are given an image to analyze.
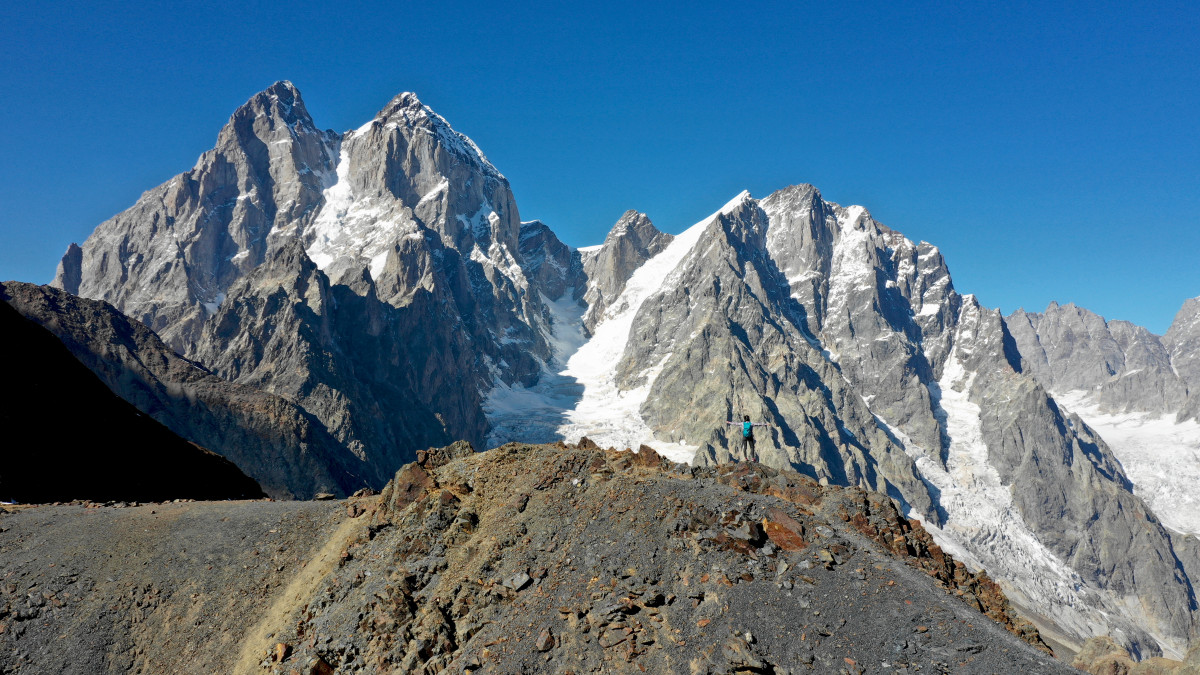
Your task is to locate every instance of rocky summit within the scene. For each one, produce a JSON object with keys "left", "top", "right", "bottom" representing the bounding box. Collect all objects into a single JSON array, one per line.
[
  {"left": 37, "top": 80, "right": 1200, "bottom": 662},
  {"left": 0, "top": 441, "right": 1077, "bottom": 674}
]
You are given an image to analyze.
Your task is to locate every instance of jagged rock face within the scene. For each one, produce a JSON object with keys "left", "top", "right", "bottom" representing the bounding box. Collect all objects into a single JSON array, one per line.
[
  {"left": 517, "top": 219, "right": 586, "bottom": 303},
  {"left": 624, "top": 197, "right": 935, "bottom": 521},
  {"left": 53, "top": 81, "right": 338, "bottom": 351},
  {"left": 0, "top": 284, "right": 264, "bottom": 503},
  {"left": 1166, "top": 297, "right": 1200, "bottom": 420},
  {"left": 1006, "top": 302, "right": 1191, "bottom": 416},
  {"left": 760, "top": 184, "right": 960, "bottom": 460},
  {"left": 580, "top": 186, "right": 1197, "bottom": 656},
  {"left": 190, "top": 242, "right": 492, "bottom": 486},
  {"left": 297, "top": 90, "right": 548, "bottom": 373},
  {"left": 51, "top": 82, "right": 555, "bottom": 488},
  {"left": 3, "top": 281, "right": 364, "bottom": 499},
  {"left": 960, "top": 317, "right": 1197, "bottom": 653},
  {"left": 581, "top": 210, "right": 673, "bottom": 331}
]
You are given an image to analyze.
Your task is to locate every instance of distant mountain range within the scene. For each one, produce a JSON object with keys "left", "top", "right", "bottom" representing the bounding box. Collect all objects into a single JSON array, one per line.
[{"left": 7, "top": 81, "right": 1196, "bottom": 659}]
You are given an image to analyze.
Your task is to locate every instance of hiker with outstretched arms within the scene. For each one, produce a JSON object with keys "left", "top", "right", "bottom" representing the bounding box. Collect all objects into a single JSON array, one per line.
[{"left": 725, "top": 415, "right": 768, "bottom": 459}]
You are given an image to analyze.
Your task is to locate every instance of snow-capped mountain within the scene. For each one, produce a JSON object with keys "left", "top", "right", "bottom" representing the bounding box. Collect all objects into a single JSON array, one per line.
[
  {"left": 507, "top": 183, "right": 1199, "bottom": 658},
  {"left": 55, "top": 82, "right": 555, "bottom": 482},
  {"left": 52, "top": 82, "right": 1198, "bottom": 659},
  {"left": 1006, "top": 300, "right": 1200, "bottom": 537}
]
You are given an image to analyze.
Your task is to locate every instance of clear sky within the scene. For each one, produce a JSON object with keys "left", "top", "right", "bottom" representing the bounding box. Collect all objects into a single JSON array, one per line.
[{"left": 1, "top": 0, "right": 1196, "bottom": 333}]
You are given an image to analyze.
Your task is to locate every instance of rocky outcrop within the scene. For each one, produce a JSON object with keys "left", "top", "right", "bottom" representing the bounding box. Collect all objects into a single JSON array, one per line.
[
  {"left": 0, "top": 442, "right": 1076, "bottom": 674},
  {"left": 1006, "top": 302, "right": 1192, "bottom": 417},
  {"left": 2, "top": 281, "right": 363, "bottom": 499},
  {"left": 581, "top": 210, "right": 673, "bottom": 331},
  {"left": 53, "top": 81, "right": 339, "bottom": 352},
  {"left": 0, "top": 288, "right": 263, "bottom": 503}
]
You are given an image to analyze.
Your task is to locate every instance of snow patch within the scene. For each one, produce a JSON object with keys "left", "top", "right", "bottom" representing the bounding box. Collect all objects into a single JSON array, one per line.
[
  {"left": 551, "top": 204, "right": 719, "bottom": 462},
  {"left": 1054, "top": 390, "right": 1200, "bottom": 537},
  {"left": 887, "top": 345, "right": 1111, "bottom": 645},
  {"left": 485, "top": 198, "right": 740, "bottom": 463},
  {"left": 719, "top": 190, "right": 752, "bottom": 215}
]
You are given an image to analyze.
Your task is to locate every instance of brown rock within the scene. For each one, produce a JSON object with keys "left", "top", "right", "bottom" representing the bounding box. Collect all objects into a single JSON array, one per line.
[
  {"left": 535, "top": 628, "right": 554, "bottom": 652},
  {"left": 631, "top": 445, "right": 665, "bottom": 468},
  {"left": 1072, "top": 636, "right": 1136, "bottom": 675},
  {"left": 373, "top": 462, "right": 438, "bottom": 525},
  {"left": 763, "top": 508, "right": 808, "bottom": 552},
  {"left": 275, "top": 642, "right": 292, "bottom": 661},
  {"left": 304, "top": 656, "right": 334, "bottom": 675}
]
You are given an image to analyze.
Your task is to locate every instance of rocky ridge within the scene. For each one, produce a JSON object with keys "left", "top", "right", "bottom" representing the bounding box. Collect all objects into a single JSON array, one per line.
[
  {"left": 1005, "top": 301, "right": 1196, "bottom": 419},
  {"left": 0, "top": 441, "right": 1076, "bottom": 674}
]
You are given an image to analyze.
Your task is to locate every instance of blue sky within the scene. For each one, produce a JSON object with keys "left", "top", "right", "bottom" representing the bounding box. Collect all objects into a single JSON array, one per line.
[{"left": 1, "top": 0, "right": 1196, "bottom": 333}]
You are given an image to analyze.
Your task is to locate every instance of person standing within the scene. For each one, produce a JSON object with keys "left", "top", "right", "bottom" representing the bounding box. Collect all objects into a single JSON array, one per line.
[{"left": 725, "top": 415, "right": 768, "bottom": 459}]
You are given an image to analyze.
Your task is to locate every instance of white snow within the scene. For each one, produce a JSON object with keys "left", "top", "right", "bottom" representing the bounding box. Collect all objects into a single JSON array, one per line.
[
  {"left": 416, "top": 178, "right": 449, "bottom": 206},
  {"left": 1054, "top": 390, "right": 1200, "bottom": 537},
  {"left": 719, "top": 190, "right": 752, "bottom": 215},
  {"left": 303, "top": 144, "right": 411, "bottom": 277},
  {"left": 202, "top": 292, "right": 226, "bottom": 315},
  {"left": 890, "top": 346, "right": 1111, "bottom": 644},
  {"left": 575, "top": 244, "right": 602, "bottom": 253},
  {"left": 822, "top": 205, "right": 877, "bottom": 323},
  {"left": 550, "top": 202, "right": 718, "bottom": 462},
  {"left": 483, "top": 198, "right": 740, "bottom": 462}
]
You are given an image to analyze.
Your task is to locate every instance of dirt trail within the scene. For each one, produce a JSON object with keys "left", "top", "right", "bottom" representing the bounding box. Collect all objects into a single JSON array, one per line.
[{"left": 234, "top": 510, "right": 367, "bottom": 674}]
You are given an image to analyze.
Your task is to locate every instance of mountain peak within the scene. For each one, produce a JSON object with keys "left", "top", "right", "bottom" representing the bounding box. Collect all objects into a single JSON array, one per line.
[
  {"left": 225, "top": 80, "right": 315, "bottom": 132},
  {"left": 719, "top": 190, "right": 754, "bottom": 215},
  {"left": 378, "top": 91, "right": 424, "bottom": 117},
  {"left": 264, "top": 80, "right": 300, "bottom": 100},
  {"left": 364, "top": 91, "right": 502, "bottom": 179}
]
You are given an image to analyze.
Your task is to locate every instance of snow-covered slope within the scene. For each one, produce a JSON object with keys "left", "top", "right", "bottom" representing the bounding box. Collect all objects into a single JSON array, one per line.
[
  {"left": 483, "top": 197, "right": 745, "bottom": 462},
  {"left": 1054, "top": 390, "right": 1200, "bottom": 537}
]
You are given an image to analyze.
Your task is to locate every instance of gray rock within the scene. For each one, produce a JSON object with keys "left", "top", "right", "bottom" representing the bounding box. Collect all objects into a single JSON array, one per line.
[
  {"left": 53, "top": 81, "right": 339, "bottom": 353},
  {"left": 625, "top": 195, "right": 935, "bottom": 522},
  {"left": 1165, "top": 297, "right": 1200, "bottom": 420},
  {"left": 1005, "top": 302, "right": 1191, "bottom": 417},
  {"left": 581, "top": 210, "right": 673, "bottom": 332}
]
